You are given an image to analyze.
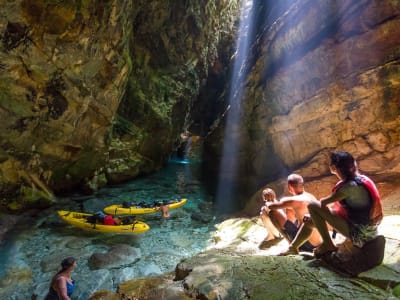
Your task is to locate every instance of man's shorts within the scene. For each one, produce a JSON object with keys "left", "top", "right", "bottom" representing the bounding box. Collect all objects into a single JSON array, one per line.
[{"left": 284, "top": 220, "right": 315, "bottom": 252}]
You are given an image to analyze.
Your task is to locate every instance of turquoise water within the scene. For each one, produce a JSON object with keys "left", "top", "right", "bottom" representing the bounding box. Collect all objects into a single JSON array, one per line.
[{"left": 0, "top": 162, "right": 217, "bottom": 300}]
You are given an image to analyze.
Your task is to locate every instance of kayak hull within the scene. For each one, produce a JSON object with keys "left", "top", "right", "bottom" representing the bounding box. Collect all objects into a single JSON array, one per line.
[
  {"left": 57, "top": 210, "right": 150, "bottom": 234},
  {"left": 103, "top": 198, "right": 187, "bottom": 215}
]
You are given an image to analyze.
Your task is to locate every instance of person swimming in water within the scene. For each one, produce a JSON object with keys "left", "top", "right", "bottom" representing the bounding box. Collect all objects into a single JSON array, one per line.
[{"left": 44, "top": 257, "right": 77, "bottom": 300}]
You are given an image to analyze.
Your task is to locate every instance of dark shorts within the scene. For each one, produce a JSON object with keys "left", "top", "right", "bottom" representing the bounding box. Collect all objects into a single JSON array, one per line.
[{"left": 284, "top": 220, "right": 315, "bottom": 252}]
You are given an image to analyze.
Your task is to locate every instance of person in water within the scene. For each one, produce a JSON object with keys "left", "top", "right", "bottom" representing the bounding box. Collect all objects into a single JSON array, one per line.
[
  {"left": 282, "top": 151, "right": 382, "bottom": 257},
  {"left": 45, "top": 257, "right": 77, "bottom": 300},
  {"left": 262, "top": 174, "right": 322, "bottom": 252},
  {"left": 158, "top": 201, "right": 170, "bottom": 218}
]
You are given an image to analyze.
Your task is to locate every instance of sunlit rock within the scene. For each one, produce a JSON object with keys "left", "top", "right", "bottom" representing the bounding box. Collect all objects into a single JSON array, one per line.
[
  {"left": 202, "top": 0, "right": 400, "bottom": 207},
  {"left": 88, "top": 290, "right": 120, "bottom": 300}
]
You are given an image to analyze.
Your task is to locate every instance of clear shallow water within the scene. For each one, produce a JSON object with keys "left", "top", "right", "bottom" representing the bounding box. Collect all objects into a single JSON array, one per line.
[{"left": 0, "top": 162, "right": 217, "bottom": 300}]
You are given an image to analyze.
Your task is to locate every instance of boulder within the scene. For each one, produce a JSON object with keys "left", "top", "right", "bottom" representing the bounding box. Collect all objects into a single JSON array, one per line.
[{"left": 88, "top": 244, "right": 141, "bottom": 270}]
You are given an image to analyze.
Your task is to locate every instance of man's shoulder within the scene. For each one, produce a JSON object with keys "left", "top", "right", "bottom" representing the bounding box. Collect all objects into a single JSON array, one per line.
[
  {"left": 290, "top": 192, "right": 316, "bottom": 202},
  {"left": 303, "top": 191, "right": 317, "bottom": 201}
]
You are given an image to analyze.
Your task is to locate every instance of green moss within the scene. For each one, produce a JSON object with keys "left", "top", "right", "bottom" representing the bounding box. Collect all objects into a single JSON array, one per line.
[
  {"left": 7, "top": 201, "right": 22, "bottom": 211},
  {"left": 20, "top": 185, "right": 54, "bottom": 206},
  {"left": 0, "top": 86, "right": 31, "bottom": 116},
  {"left": 393, "top": 284, "right": 400, "bottom": 297},
  {"left": 67, "top": 151, "right": 106, "bottom": 179}
]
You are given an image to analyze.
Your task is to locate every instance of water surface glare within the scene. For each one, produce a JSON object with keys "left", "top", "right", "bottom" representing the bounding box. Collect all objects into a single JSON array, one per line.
[{"left": 0, "top": 163, "right": 217, "bottom": 300}]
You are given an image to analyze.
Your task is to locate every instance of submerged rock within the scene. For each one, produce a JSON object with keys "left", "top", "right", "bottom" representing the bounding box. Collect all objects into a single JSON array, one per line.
[{"left": 88, "top": 244, "right": 141, "bottom": 270}]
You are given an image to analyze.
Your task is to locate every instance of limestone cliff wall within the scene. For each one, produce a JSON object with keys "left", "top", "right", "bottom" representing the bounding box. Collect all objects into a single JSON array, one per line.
[
  {"left": 0, "top": 0, "right": 240, "bottom": 210},
  {"left": 202, "top": 0, "right": 400, "bottom": 210},
  {"left": 0, "top": 0, "right": 133, "bottom": 208}
]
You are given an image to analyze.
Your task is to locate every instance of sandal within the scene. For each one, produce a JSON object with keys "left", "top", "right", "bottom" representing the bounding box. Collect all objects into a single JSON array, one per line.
[
  {"left": 313, "top": 245, "right": 337, "bottom": 259},
  {"left": 278, "top": 246, "right": 299, "bottom": 256},
  {"left": 259, "top": 237, "right": 283, "bottom": 250}
]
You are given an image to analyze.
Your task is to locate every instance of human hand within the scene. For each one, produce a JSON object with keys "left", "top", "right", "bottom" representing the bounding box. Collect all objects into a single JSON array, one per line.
[{"left": 260, "top": 205, "right": 271, "bottom": 214}]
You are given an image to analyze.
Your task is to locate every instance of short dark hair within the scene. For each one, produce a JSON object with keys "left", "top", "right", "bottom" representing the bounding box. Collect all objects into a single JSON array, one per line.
[{"left": 287, "top": 174, "right": 303, "bottom": 186}]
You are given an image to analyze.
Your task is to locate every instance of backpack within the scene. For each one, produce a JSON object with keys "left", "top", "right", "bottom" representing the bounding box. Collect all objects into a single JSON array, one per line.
[
  {"left": 333, "top": 175, "right": 383, "bottom": 225},
  {"left": 122, "top": 201, "right": 133, "bottom": 208},
  {"left": 321, "top": 235, "right": 385, "bottom": 276}
]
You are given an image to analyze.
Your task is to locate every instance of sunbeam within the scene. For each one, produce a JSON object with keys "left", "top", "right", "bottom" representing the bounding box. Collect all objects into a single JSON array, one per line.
[{"left": 216, "top": 0, "right": 255, "bottom": 214}]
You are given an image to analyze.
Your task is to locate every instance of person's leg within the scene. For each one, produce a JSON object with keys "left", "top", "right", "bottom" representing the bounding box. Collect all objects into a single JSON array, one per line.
[
  {"left": 269, "top": 209, "right": 291, "bottom": 242},
  {"left": 308, "top": 202, "right": 350, "bottom": 255},
  {"left": 290, "top": 220, "right": 315, "bottom": 250},
  {"left": 278, "top": 220, "right": 315, "bottom": 255},
  {"left": 260, "top": 209, "right": 281, "bottom": 240}
]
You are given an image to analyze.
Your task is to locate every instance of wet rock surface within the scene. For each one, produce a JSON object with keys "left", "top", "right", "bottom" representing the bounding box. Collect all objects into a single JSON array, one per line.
[{"left": 88, "top": 244, "right": 141, "bottom": 270}]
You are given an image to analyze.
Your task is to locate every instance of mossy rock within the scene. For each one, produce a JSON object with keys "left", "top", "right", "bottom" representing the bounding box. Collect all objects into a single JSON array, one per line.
[
  {"left": 393, "top": 283, "right": 400, "bottom": 297},
  {"left": 88, "top": 290, "right": 120, "bottom": 300}
]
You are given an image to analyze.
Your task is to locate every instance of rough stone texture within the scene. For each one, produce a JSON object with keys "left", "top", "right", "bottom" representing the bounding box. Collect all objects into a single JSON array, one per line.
[
  {"left": 88, "top": 244, "right": 141, "bottom": 270},
  {"left": 203, "top": 0, "right": 400, "bottom": 207},
  {"left": 0, "top": 0, "right": 240, "bottom": 209},
  {"left": 0, "top": 0, "right": 134, "bottom": 207},
  {"left": 110, "top": 0, "right": 241, "bottom": 183},
  {"left": 89, "top": 209, "right": 400, "bottom": 299}
]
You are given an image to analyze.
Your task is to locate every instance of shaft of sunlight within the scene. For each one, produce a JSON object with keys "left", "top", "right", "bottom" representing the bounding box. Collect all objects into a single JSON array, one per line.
[{"left": 216, "top": 0, "right": 255, "bottom": 214}]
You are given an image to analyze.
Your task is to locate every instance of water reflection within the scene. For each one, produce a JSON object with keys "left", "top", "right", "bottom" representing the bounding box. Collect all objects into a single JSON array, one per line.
[{"left": 0, "top": 163, "right": 216, "bottom": 300}]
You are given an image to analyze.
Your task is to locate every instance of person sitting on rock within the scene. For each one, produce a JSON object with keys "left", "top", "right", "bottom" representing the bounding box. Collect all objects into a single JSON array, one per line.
[
  {"left": 281, "top": 151, "right": 383, "bottom": 258},
  {"left": 259, "top": 188, "right": 283, "bottom": 248},
  {"left": 262, "top": 174, "right": 322, "bottom": 252}
]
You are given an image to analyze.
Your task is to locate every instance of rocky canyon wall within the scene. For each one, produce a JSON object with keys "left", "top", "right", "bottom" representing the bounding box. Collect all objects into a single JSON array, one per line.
[
  {"left": 202, "top": 0, "right": 400, "bottom": 212},
  {"left": 0, "top": 0, "right": 240, "bottom": 210}
]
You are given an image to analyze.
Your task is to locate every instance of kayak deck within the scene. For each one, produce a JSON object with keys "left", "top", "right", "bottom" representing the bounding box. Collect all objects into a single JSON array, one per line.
[
  {"left": 57, "top": 210, "right": 150, "bottom": 234},
  {"left": 103, "top": 198, "right": 187, "bottom": 215}
]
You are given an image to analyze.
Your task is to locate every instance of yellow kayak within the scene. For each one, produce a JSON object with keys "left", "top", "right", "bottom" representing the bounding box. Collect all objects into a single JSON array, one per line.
[
  {"left": 57, "top": 210, "right": 150, "bottom": 234},
  {"left": 103, "top": 198, "right": 187, "bottom": 215}
]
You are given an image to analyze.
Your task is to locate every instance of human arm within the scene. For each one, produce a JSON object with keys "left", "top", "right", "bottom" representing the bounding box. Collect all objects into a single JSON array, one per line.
[
  {"left": 55, "top": 277, "right": 71, "bottom": 300},
  {"left": 267, "top": 199, "right": 296, "bottom": 210},
  {"left": 319, "top": 189, "right": 346, "bottom": 208}
]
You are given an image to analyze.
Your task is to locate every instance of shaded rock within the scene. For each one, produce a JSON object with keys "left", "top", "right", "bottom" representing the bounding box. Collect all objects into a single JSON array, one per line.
[
  {"left": 0, "top": 0, "right": 241, "bottom": 209},
  {"left": 40, "top": 250, "right": 82, "bottom": 273},
  {"left": 190, "top": 212, "right": 214, "bottom": 224},
  {"left": 0, "top": 213, "right": 20, "bottom": 243},
  {"left": 64, "top": 236, "right": 91, "bottom": 250},
  {"left": 88, "top": 244, "right": 141, "bottom": 270},
  {"left": 175, "top": 260, "right": 193, "bottom": 281}
]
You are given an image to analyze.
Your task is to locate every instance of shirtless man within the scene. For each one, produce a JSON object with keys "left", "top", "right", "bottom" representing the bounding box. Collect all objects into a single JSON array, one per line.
[
  {"left": 263, "top": 174, "right": 321, "bottom": 253},
  {"left": 156, "top": 201, "right": 170, "bottom": 218}
]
